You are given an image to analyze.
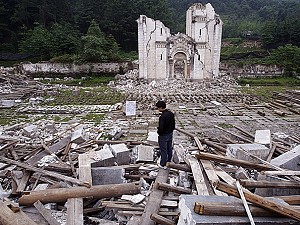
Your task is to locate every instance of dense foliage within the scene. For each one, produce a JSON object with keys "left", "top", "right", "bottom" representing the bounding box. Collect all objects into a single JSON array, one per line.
[{"left": 1, "top": 0, "right": 300, "bottom": 68}]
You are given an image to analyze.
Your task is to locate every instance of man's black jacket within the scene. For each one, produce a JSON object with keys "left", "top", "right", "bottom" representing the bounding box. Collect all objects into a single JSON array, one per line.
[{"left": 157, "top": 109, "right": 175, "bottom": 135}]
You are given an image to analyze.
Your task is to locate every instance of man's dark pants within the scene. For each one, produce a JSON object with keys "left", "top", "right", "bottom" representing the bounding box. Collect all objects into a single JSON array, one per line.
[{"left": 158, "top": 132, "right": 173, "bottom": 166}]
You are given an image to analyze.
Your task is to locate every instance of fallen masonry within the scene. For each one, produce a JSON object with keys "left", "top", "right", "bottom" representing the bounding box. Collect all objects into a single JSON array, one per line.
[{"left": 0, "top": 68, "right": 300, "bottom": 225}]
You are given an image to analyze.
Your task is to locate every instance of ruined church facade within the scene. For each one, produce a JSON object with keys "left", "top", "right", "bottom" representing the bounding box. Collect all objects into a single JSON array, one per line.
[{"left": 137, "top": 3, "right": 222, "bottom": 81}]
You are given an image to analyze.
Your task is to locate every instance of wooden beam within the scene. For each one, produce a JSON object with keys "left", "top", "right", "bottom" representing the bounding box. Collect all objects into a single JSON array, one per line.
[
  {"left": 200, "top": 139, "right": 227, "bottom": 153},
  {"left": 195, "top": 152, "right": 274, "bottom": 171},
  {"left": 266, "top": 143, "right": 277, "bottom": 162},
  {"left": 236, "top": 181, "right": 255, "bottom": 225},
  {"left": 215, "top": 167, "right": 236, "bottom": 185},
  {"left": 239, "top": 179, "right": 300, "bottom": 188},
  {"left": 200, "top": 159, "right": 227, "bottom": 196},
  {"left": 215, "top": 125, "right": 252, "bottom": 143},
  {"left": 0, "top": 156, "right": 89, "bottom": 187},
  {"left": 166, "top": 162, "right": 191, "bottom": 172},
  {"left": 33, "top": 200, "right": 60, "bottom": 225},
  {"left": 67, "top": 198, "right": 83, "bottom": 225},
  {"left": 276, "top": 195, "right": 300, "bottom": 205},
  {"left": 157, "top": 182, "right": 192, "bottom": 194},
  {"left": 214, "top": 181, "right": 300, "bottom": 221},
  {"left": 194, "top": 202, "right": 300, "bottom": 217},
  {"left": 19, "top": 183, "right": 140, "bottom": 206},
  {"left": 78, "top": 153, "right": 92, "bottom": 186},
  {"left": 262, "top": 170, "right": 300, "bottom": 176},
  {"left": 16, "top": 170, "right": 32, "bottom": 193},
  {"left": 150, "top": 213, "right": 176, "bottom": 225},
  {"left": 140, "top": 168, "right": 169, "bottom": 225},
  {"left": 0, "top": 201, "right": 38, "bottom": 225},
  {"left": 187, "top": 155, "right": 209, "bottom": 195}
]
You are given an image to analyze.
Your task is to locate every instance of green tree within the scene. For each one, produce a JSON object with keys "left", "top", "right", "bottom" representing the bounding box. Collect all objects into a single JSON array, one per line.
[
  {"left": 80, "top": 20, "right": 119, "bottom": 62},
  {"left": 49, "top": 22, "right": 81, "bottom": 57},
  {"left": 19, "top": 24, "right": 52, "bottom": 60},
  {"left": 269, "top": 44, "right": 300, "bottom": 76}
]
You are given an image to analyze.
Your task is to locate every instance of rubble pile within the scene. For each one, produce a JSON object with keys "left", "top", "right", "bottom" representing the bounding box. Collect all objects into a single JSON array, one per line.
[
  {"left": 109, "top": 70, "right": 258, "bottom": 110},
  {"left": 0, "top": 68, "right": 45, "bottom": 108},
  {"left": 0, "top": 67, "right": 300, "bottom": 225}
]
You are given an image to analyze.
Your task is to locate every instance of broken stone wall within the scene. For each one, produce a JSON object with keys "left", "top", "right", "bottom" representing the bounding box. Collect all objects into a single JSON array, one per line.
[
  {"left": 220, "top": 63, "right": 284, "bottom": 78},
  {"left": 18, "top": 61, "right": 133, "bottom": 77}
]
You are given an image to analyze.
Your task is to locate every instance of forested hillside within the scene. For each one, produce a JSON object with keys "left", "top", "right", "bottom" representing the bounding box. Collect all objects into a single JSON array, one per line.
[{"left": 0, "top": 0, "right": 300, "bottom": 62}]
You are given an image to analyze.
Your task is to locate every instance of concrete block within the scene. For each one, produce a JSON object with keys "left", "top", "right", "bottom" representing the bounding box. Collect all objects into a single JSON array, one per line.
[
  {"left": 271, "top": 145, "right": 300, "bottom": 171},
  {"left": 255, "top": 129, "right": 271, "bottom": 148},
  {"left": 178, "top": 195, "right": 298, "bottom": 225},
  {"left": 146, "top": 131, "right": 158, "bottom": 145},
  {"left": 135, "top": 145, "right": 154, "bottom": 162},
  {"left": 23, "top": 124, "right": 38, "bottom": 137},
  {"left": 71, "top": 128, "right": 88, "bottom": 144},
  {"left": 109, "top": 143, "right": 131, "bottom": 165},
  {"left": 255, "top": 174, "right": 300, "bottom": 197},
  {"left": 91, "top": 144, "right": 116, "bottom": 167},
  {"left": 173, "top": 144, "right": 186, "bottom": 164},
  {"left": 1, "top": 99, "right": 15, "bottom": 107},
  {"left": 226, "top": 143, "right": 270, "bottom": 162},
  {"left": 255, "top": 145, "right": 300, "bottom": 197},
  {"left": 235, "top": 167, "right": 250, "bottom": 180},
  {"left": 91, "top": 167, "right": 125, "bottom": 185}
]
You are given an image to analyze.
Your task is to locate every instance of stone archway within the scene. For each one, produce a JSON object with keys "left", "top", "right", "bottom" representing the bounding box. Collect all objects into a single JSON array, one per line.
[{"left": 173, "top": 52, "right": 187, "bottom": 79}]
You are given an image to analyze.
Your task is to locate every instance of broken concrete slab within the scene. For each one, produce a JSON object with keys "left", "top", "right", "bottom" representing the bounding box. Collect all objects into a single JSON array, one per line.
[
  {"left": 255, "top": 129, "right": 271, "bottom": 148},
  {"left": 91, "top": 167, "right": 125, "bottom": 185},
  {"left": 255, "top": 145, "right": 300, "bottom": 197},
  {"left": 271, "top": 145, "right": 300, "bottom": 171},
  {"left": 178, "top": 195, "right": 299, "bottom": 225},
  {"left": 134, "top": 145, "right": 154, "bottom": 162},
  {"left": 109, "top": 143, "right": 131, "bottom": 165},
  {"left": 91, "top": 144, "right": 116, "bottom": 167},
  {"left": 146, "top": 131, "right": 158, "bottom": 145},
  {"left": 226, "top": 143, "right": 270, "bottom": 162},
  {"left": 71, "top": 128, "right": 88, "bottom": 144},
  {"left": 23, "top": 124, "right": 38, "bottom": 137}
]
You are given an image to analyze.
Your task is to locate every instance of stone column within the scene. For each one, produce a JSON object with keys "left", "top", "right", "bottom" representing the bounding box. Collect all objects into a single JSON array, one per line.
[
  {"left": 169, "top": 60, "right": 174, "bottom": 79},
  {"left": 186, "top": 62, "right": 191, "bottom": 81}
]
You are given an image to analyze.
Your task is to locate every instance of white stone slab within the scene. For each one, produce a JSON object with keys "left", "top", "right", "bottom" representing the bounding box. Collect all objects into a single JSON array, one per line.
[{"left": 254, "top": 129, "right": 271, "bottom": 146}]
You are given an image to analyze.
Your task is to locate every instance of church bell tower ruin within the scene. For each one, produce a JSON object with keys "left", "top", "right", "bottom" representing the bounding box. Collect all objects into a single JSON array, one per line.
[{"left": 137, "top": 3, "right": 222, "bottom": 81}]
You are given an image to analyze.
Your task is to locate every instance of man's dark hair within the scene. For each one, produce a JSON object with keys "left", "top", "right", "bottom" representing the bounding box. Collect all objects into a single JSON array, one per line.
[{"left": 156, "top": 100, "right": 166, "bottom": 109}]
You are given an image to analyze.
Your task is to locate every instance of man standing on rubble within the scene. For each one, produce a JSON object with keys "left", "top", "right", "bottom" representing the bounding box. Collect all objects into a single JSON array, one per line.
[{"left": 156, "top": 100, "right": 175, "bottom": 169}]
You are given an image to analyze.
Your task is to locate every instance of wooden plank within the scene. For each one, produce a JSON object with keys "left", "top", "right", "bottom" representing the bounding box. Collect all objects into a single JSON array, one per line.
[
  {"left": 236, "top": 181, "right": 255, "bottom": 225},
  {"left": 140, "top": 168, "right": 170, "bottom": 225},
  {"left": 150, "top": 213, "right": 176, "bottom": 225},
  {"left": 215, "top": 167, "right": 236, "bottom": 185},
  {"left": 239, "top": 179, "right": 300, "bottom": 188},
  {"left": 33, "top": 200, "right": 60, "bottom": 225},
  {"left": 187, "top": 155, "right": 209, "bottom": 195},
  {"left": 78, "top": 153, "right": 92, "bottom": 186},
  {"left": 262, "top": 170, "right": 300, "bottom": 176},
  {"left": 19, "top": 183, "right": 140, "bottom": 206},
  {"left": 105, "top": 203, "right": 144, "bottom": 211},
  {"left": 194, "top": 136, "right": 204, "bottom": 151},
  {"left": 266, "top": 143, "right": 277, "bottom": 162},
  {"left": 194, "top": 202, "right": 300, "bottom": 217},
  {"left": 195, "top": 152, "right": 275, "bottom": 171},
  {"left": 214, "top": 125, "right": 252, "bottom": 143},
  {"left": 215, "top": 181, "right": 300, "bottom": 221},
  {"left": 0, "top": 201, "right": 38, "bottom": 225},
  {"left": 16, "top": 170, "right": 32, "bottom": 193},
  {"left": 157, "top": 182, "right": 192, "bottom": 194},
  {"left": 67, "top": 198, "right": 83, "bottom": 225},
  {"left": 0, "top": 156, "right": 89, "bottom": 187},
  {"left": 200, "top": 160, "right": 227, "bottom": 196}
]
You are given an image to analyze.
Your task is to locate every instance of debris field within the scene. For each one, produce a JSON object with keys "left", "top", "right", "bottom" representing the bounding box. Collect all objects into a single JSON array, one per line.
[{"left": 0, "top": 67, "right": 300, "bottom": 225}]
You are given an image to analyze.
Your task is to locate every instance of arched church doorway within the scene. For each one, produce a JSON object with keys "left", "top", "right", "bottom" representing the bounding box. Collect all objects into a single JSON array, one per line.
[{"left": 173, "top": 52, "right": 187, "bottom": 79}]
